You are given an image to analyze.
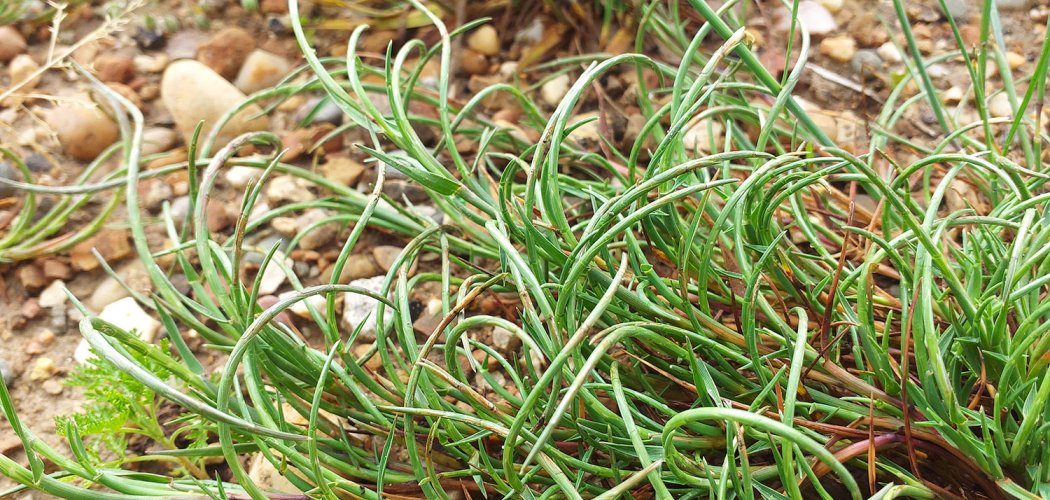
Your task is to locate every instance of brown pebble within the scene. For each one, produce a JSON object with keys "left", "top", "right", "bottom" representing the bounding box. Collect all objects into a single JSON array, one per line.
[
  {"left": 41, "top": 259, "right": 72, "bottom": 280},
  {"left": 42, "top": 380, "right": 63, "bottom": 395},
  {"left": 93, "top": 54, "right": 135, "bottom": 83},
  {"left": 0, "top": 26, "right": 27, "bottom": 62},
  {"left": 197, "top": 27, "right": 256, "bottom": 79},
  {"left": 18, "top": 265, "right": 46, "bottom": 290},
  {"left": 459, "top": 48, "right": 489, "bottom": 75}
]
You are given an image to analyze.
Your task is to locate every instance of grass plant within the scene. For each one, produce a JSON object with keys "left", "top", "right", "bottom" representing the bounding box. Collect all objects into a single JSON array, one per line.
[{"left": 3, "top": 0, "right": 1050, "bottom": 498}]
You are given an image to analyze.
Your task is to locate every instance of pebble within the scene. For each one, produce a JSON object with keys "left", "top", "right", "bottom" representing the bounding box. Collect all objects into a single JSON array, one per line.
[
  {"left": 38, "top": 280, "right": 68, "bottom": 308},
  {"left": 140, "top": 178, "right": 174, "bottom": 211},
  {"left": 491, "top": 325, "right": 520, "bottom": 353},
  {"left": 877, "top": 42, "right": 903, "bottom": 63},
  {"left": 41, "top": 260, "right": 71, "bottom": 280},
  {"left": 133, "top": 53, "right": 169, "bottom": 73},
  {"left": 990, "top": 93, "right": 1012, "bottom": 118},
  {"left": 682, "top": 119, "right": 724, "bottom": 153},
  {"left": 0, "top": 162, "right": 14, "bottom": 198},
  {"left": 257, "top": 251, "right": 292, "bottom": 295},
  {"left": 100, "top": 297, "right": 161, "bottom": 342},
  {"left": 42, "top": 380, "right": 63, "bottom": 395},
  {"left": 279, "top": 291, "right": 329, "bottom": 319},
  {"left": 235, "top": 50, "right": 292, "bottom": 94},
  {"left": 459, "top": 48, "right": 489, "bottom": 75},
  {"left": 25, "top": 153, "right": 50, "bottom": 172},
  {"left": 0, "top": 26, "right": 27, "bottom": 62},
  {"left": 819, "top": 35, "right": 856, "bottom": 63},
  {"left": 9, "top": 53, "right": 40, "bottom": 89},
  {"left": 944, "top": 86, "right": 965, "bottom": 103},
  {"left": 28, "top": 357, "right": 55, "bottom": 381},
  {"left": 265, "top": 175, "right": 314, "bottom": 204},
  {"left": 161, "top": 59, "right": 269, "bottom": 147},
  {"left": 467, "top": 25, "right": 500, "bottom": 56},
  {"left": 206, "top": 198, "right": 234, "bottom": 233},
  {"left": 93, "top": 54, "right": 135, "bottom": 83},
  {"left": 541, "top": 73, "right": 571, "bottom": 107},
  {"left": 320, "top": 155, "right": 364, "bottom": 187},
  {"left": 568, "top": 112, "right": 602, "bottom": 146},
  {"left": 0, "top": 359, "right": 12, "bottom": 386},
  {"left": 247, "top": 454, "right": 299, "bottom": 494},
  {"left": 818, "top": 0, "right": 843, "bottom": 12},
  {"left": 776, "top": 1, "right": 837, "bottom": 36},
  {"left": 196, "top": 27, "right": 256, "bottom": 79},
  {"left": 45, "top": 102, "right": 120, "bottom": 161},
  {"left": 342, "top": 276, "right": 386, "bottom": 341},
  {"left": 372, "top": 245, "right": 405, "bottom": 273},
  {"left": 321, "top": 255, "right": 381, "bottom": 283},
  {"left": 996, "top": 0, "right": 1032, "bottom": 10},
  {"left": 944, "top": 0, "right": 969, "bottom": 19},
  {"left": 17, "top": 265, "right": 46, "bottom": 290},
  {"left": 297, "top": 209, "right": 339, "bottom": 250},
  {"left": 1006, "top": 51, "right": 1026, "bottom": 70},
  {"left": 225, "top": 165, "right": 259, "bottom": 189},
  {"left": 70, "top": 229, "right": 132, "bottom": 271},
  {"left": 850, "top": 50, "right": 883, "bottom": 77},
  {"left": 515, "top": 18, "right": 544, "bottom": 45},
  {"left": 295, "top": 97, "right": 343, "bottom": 126},
  {"left": 141, "top": 127, "right": 177, "bottom": 155}
]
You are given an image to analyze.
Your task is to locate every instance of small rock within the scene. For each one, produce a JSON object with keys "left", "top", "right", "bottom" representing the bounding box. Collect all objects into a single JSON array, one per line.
[
  {"left": 568, "top": 112, "right": 602, "bottom": 145},
  {"left": 271, "top": 217, "right": 299, "bottom": 236},
  {"left": 877, "top": 42, "right": 903, "bottom": 63},
  {"left": 261, "top": 0, "right": 289, "bottom": 13},
  {"left": 541, "top": 74, "right": 571, "bottom": 107},
  {"left": 352, "top": 342, "right": 383, "bottom": 370},
  {"left": 225, "top": 165, "right": 259, "bottom": 189},
  {"left": 133, "top": 53, "right": 169, "bottom": 73},
  {"left": 321, "top": 255, "right": 381, "bottom": 283},
  {"left": 990, "top": 93, "right": 1012, "bottom": 118},
  {"left": 295, "top": 97, "right": 343, "bottom": 126},
  {"left": 491, "top": 325, "right": 520, "bottom": 353},
  {"left": 265, "top": 175, "right": 314, "bottom": 204},
  {"left": 142, "top": 127, "right": 177, "bottom": 155},
  {"left": 41, "top": 259, "right": 71, "bottom": 280},
  {"left": 944, "top": 0, "right": 969, "bottom": 19},
  {"left": 0, "top": 359, "right": 12, "bottom": 386},
  {"left": 38, "top": 280, "right": 67, "bottom": 308},
  {"left": 8, "top": 53, "right": 40, "bottom": 91},
  {"left": 342, "top": 276, "right": 386, "bottom": 341},
  {"left": 279, "top": 291, "right": 329, "bottom": 319},
  {"left": 944, "top": 86, "right": 965, "bottom": 103},
  {"left": 25, "top": 153, "right": 50, "bottom": 172},
  {"left": 92, "top": 54, "right": 135, "bottom": 83},
  {"left": 682, "top": 119, "right": 724, "bottom": 153},
  {"left": 17, "top": 264, "right": 46, "bottom": 290},
  {"left": 161, "top": 59, "right": 269, "bottom": 146},
  {"left": 99, "top": 297, "right": 161, "bottom": 342},
  {"left": 206, "top": 199, "right": 235, "bottom": 233},
  {"left": 42, "top": 380, "right": 63, "bottom": 395},
  {"left": 467, "top": 25, "right": 500, "bottom": 56},
  {"left": 0, "top": 162, "right": 14, "bottom": 198},
  {"left": 70, "top": 229, "right": 132, "bottom": 271},
  {"left": 850, "top": 50, "right": 883, "bottom": 77},
  {"left": 819, "top": 35, "right": 856, "bottom": 63},
  {"left": 776, "top": 1, "right": 837, "bottom": 36},
  {"left": 372, "top": 245, "right": 404, "bottom": 273},
  {"left": 257, "top": 251, "right": 292, "bottom": 295},
  {"left": 320, "top": 154, "right": 364, "bottom": 187},
  {"left": 140, "top": 178, "right": 174, "bottom": 211},
  {"left": 996, "top": 0, "right": 1032, "bottom": 11},
  {"left": 196, "top": 27, "right": 256, "bottom": 79},
  {"left": 498, "top": 61, "right": 518, "bottom": 77},
  {"left": 297, "top": 209, "right": 338, "bottom": 250},
  {"left": 459, "top": 48, "right": 489, "bottom": 75},
  {"left": 247, "top": 454, "right": 300, "bottom": 494},
  {"left": 28, "top": 357, "right": 55, "bottom": 381},
  {"left": 818, "top": 0, "right": 843, "bottom": 12},
  {"left": 45, "top": 103, "right": 120, "bottom": 161},
  {"left": 0, "top": 26, "right": 27, "bottom": 62},
  {"left": 36, "top": 329, "right": 55, "bottom": 346},
  {"left": 1006, "top": 51, "right": 1026, "bottom": 70},
  {"left": 235, "top": 50, "right": 292, "bottom": 94}
]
